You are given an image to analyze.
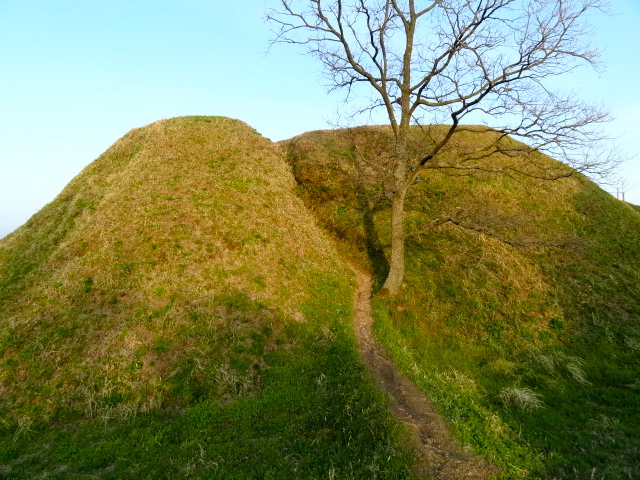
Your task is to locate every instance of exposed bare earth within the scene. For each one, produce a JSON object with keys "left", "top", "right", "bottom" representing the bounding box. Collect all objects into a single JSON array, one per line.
[{"left": 350, "top": 266, "right": 499, "bottom": 479}]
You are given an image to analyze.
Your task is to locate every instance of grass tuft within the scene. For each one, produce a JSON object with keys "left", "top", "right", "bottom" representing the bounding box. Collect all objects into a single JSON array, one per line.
[{"left": 498, "top": 386, "right": 544, "bottom": 411}]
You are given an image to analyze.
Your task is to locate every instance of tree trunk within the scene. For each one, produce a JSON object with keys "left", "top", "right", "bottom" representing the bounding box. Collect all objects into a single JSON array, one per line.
[
  {"left": 381, "top": 188, "right": 407, "bottom": 295},
  {"left": 381, "top": 125, "right": 410, "bottom": 296}
]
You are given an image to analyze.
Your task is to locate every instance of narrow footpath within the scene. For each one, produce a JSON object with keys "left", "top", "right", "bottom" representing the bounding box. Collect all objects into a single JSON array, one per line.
[{"left": 350, "top": 266, "right": 499, "bottom": 479}]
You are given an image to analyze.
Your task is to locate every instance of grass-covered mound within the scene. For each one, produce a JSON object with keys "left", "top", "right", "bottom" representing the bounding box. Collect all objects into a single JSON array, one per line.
[
  {"left": 0, "top": 117, "right": 413, "bottom": 478},
  {"left": 283, "top": 126, "right": 640, "bottom": 479}
]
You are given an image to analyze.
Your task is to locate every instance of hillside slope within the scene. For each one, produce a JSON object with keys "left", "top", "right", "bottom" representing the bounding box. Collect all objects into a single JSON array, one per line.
[
  {"left": 283, "top": 126, "right": 640, "bottom": 479},
  {"left": 0, "top": 117, "right": 413, "bottom": 478}
]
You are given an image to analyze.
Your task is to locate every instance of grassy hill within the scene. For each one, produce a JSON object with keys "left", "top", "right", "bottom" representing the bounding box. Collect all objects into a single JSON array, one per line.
[
  {"left": 1, "top": 118, "right": 638, "bottom": 479},
  {"left": 283, "top": 126, "right": 640, "bottom": 479},
  {"left": 0, "top": 117, "right": 413, "bottom": 478}
]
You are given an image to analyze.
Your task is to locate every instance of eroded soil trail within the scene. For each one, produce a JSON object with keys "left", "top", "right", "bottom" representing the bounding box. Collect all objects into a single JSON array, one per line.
[{"left": 350, "top": 266, "right": 499, "bottom": 479}]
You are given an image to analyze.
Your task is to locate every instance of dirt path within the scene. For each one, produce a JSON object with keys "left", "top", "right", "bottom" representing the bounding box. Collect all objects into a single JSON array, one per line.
[{"left": 350, "top": 266, "right": 499, "bottom": 479}]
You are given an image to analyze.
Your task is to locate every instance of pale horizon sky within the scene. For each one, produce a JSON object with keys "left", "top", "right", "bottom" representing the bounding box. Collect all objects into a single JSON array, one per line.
[{"left": 1, "top": 0, "right": 639, "bottom": 239}]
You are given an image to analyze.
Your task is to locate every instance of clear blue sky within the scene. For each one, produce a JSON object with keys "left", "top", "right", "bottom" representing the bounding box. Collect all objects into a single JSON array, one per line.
[{"left": 1, "top": 0, "right": 639, "bottom": 238}]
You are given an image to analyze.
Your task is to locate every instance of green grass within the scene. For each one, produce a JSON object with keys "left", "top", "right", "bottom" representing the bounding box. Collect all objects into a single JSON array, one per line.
[
  {"left": 0, "top": 278, "right": 413, "bottom": 479},
  {"left": 284, "top": 126, "right": 640, "bottom": 479}
]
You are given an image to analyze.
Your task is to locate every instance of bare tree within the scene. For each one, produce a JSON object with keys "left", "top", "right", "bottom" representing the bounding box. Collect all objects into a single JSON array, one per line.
[
  {"left": 615, "top": 177, "right": 632, "bottom": 202},
  {"left": 267, "top": 0, "right": 617, "bottom": 295}
]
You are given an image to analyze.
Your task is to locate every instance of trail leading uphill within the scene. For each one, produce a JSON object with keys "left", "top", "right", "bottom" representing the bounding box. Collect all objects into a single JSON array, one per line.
[{"left": 350, "top": 265, "right": 498, "bottom": 479}]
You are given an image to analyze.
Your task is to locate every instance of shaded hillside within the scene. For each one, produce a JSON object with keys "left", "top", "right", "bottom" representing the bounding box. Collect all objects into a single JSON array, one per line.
[
  {"left": 283, "top": 126, "right": 640, "bottom": 479},
  {"left": 0, "top": 118, "right": 413, "bottom": 478}
]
